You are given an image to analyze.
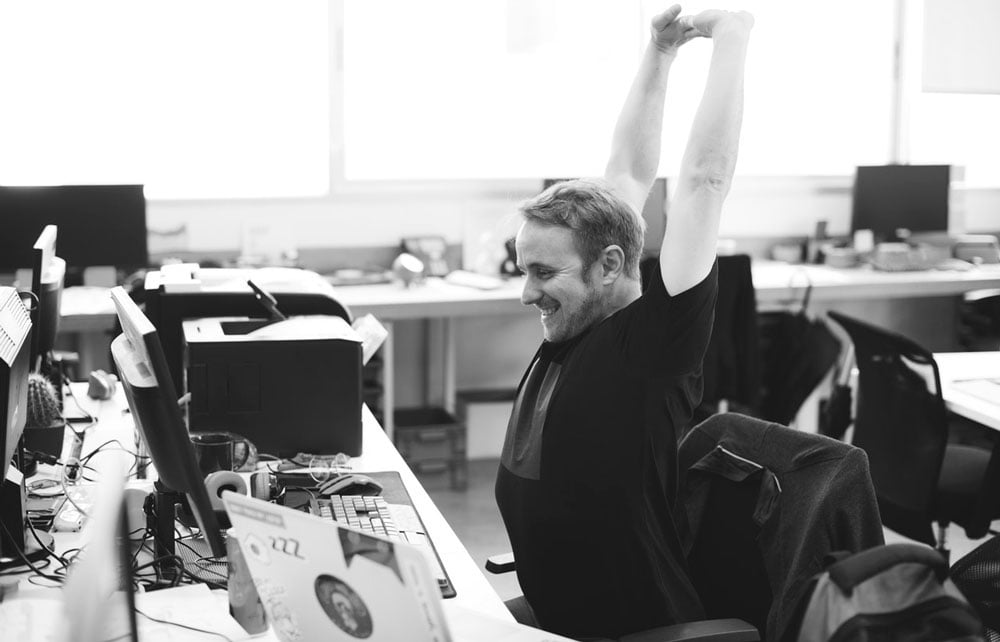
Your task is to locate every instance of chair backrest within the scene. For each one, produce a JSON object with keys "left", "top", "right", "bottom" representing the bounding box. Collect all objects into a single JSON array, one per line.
[
  {"left": 678, "top": 413, "right": 884, "bottom": 641},
  {"left": 950, "top": 534, "right": 1000, "bottom": 639},
  {"left": 702, "top": 254, "right": 761, "bottom": 412},
  {"left": 827, "top": 310, "right": 947, "bottom": 547}
]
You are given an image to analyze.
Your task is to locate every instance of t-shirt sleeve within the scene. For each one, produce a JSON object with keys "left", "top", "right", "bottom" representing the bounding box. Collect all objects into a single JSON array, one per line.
[{"left": 612, "top": 260, "right": 719, "bottom": 377}]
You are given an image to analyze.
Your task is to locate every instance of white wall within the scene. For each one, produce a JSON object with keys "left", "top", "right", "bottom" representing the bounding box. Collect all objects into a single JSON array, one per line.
[{"left": 146, "top": 177, "right": 1000, "bottom": 254}]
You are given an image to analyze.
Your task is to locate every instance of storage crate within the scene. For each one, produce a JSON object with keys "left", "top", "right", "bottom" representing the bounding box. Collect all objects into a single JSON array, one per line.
[{"left": 393, "top": 406, "right": 467, "bottom": 490}]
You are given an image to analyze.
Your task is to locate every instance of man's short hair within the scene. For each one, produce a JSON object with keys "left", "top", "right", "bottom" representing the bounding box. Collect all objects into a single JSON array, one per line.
[{"left": 519, "top": 179, "right": 645, "bottom": 279}]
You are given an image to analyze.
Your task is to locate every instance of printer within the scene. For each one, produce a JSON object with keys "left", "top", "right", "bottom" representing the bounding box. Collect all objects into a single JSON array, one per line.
[
  {"left": 143, "top": 264, "right": 353, "bottom": 394},
  {"left": 183, "top": 315, "right": 363, "bottom": 458}
]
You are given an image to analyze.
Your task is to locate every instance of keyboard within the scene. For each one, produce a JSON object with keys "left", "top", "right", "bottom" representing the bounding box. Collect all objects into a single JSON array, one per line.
[{"left": 302, "top": 472, "right": 456, "bottom": 598}]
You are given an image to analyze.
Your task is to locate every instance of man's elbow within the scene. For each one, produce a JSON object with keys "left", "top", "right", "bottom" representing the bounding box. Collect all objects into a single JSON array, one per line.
[{"left": 680, "top": 163, "right": 735, "bottom": 197}]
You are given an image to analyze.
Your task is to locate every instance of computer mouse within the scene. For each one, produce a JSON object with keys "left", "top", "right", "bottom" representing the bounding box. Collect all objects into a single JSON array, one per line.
[{"left": 317, "top": 473, "right": 383, "bottom": 496}]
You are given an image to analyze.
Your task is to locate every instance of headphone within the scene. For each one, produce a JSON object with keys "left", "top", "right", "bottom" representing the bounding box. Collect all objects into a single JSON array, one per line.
[{"left": 250, "top": 471, "right": 285, "bottom": 502}]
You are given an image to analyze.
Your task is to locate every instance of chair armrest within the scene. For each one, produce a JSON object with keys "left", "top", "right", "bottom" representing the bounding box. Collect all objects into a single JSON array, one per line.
[
  {"left": 618, "top": 619, "right": 759, "bottom": 642},
  {"left": 485, "top": 552, "right": 516, "bottom": 574}
]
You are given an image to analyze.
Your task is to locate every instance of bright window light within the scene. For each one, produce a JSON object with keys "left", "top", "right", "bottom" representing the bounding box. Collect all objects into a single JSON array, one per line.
[
  {"left": 0, "top": 1, "right": 330, "bottom": 199},
  {"left": 344, "top": 0, "right": 897, "bottom": 180}
]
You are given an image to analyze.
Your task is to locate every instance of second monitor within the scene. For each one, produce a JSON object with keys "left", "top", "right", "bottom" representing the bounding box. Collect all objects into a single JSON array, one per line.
[{"left": 851, "top": 165, "right": 951, "bottom": 243}]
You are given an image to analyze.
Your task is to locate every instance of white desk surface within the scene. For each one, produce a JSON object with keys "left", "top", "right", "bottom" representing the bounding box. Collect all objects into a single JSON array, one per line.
[
  {"left": 61, "top": 262, "right": 1000, "bottom": 326},
  {"left": 751, "top": 261, "right": 1000, "bottom": 306},
  {"left": 934, "top": 351, "right": 1000, "bottom": 432},
  {"left": 11, "top": 384, "right": 512, "bottom": 636}
]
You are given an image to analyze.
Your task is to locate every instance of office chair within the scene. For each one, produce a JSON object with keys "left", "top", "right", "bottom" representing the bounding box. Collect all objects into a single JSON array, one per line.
[
  {"left": 677, "top": 413, "right": 884, "bottom": 642},
  {"left": 698, "top": 255, "right": 761, "bottom": 421},
  {"left": 827, "top": 310, "right": 1000, "bottom": 556},
  {"left": 949, "top": 534, "right": 1000, "bottom": 640},
  {"left": 958, "top": 288, "right": 1000, "bottom": 351},
  {"left": 487, "top": 413, "right": 883, "bottom": 642}
]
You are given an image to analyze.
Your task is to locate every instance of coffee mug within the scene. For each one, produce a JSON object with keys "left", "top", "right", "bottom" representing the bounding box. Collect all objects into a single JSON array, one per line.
[{"left": 190, "top": 431, "right": 257, "bottom": 475}]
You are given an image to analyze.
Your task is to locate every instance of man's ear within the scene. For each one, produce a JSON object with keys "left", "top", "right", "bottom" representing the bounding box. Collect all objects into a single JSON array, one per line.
[{"left": 599, "top": 245, "right": 626, "bottom": 284}]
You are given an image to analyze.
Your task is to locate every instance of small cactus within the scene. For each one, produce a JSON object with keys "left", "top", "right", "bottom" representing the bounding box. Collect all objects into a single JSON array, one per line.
[{"left": 26, "top": 372, "right": 62, "bottom": 428}]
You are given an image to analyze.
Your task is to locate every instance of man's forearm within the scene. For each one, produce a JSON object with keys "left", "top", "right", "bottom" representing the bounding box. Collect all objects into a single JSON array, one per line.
[{"left": 677, "top": 29, "right": 750, "bottom": 196}]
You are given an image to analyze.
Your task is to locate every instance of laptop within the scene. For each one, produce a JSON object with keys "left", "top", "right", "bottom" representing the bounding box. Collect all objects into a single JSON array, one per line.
[{"left": 223, "top": 490, "right": 452, "bottom": 642}]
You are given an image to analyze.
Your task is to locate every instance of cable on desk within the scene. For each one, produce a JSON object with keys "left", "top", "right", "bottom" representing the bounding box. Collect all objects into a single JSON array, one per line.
[
  {"left": 0, "top": 519, "right": 64, "bottom": 583},
  {"left": 59, "top": 368, "right": 99, "bottom": 427}
]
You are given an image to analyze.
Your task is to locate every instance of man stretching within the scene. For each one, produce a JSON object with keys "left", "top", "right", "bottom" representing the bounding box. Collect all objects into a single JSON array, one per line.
[{"left": 495, "top": 6, "right": 753, "bottom": 639}]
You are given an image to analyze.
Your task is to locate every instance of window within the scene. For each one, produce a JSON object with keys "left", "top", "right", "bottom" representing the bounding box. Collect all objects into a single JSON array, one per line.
[
  {"left": 343, "top": 0, "right": 897, "bottom": 180},
  {"left": 902, "top": 0, "right": 1000, "bottom": 187},
  {"left": 0, "top": 1, "right": 330, "bottom": 199}
]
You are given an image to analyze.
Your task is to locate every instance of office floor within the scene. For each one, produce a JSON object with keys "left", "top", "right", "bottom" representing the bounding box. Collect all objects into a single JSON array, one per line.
[
  {"left": 424, "top": 459, "right": 1000, "bottom": 606},
  {"left": 422, "top": 458, "right": 521, "bottom": 602}
]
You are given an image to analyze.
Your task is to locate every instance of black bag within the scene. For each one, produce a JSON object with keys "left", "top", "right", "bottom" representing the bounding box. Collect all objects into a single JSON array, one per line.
[
  {"left": 757, "top": 280, "right": 840, "bottom": 425},
  {"left": 795, "top": 543, "right": 984, "bottom": 641}
]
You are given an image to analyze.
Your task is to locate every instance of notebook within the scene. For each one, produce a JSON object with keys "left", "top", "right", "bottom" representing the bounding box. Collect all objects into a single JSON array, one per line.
[{"left": 223, "top": 490, "right": 452, "bottom": 642}]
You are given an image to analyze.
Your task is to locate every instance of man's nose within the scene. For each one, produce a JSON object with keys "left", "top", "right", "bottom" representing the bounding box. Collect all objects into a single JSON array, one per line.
[{"left": 521, "top": 279, "right": 541, "bottom": 306}]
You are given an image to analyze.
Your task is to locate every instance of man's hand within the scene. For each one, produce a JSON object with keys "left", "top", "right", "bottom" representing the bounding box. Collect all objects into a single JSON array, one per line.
[
  {"left": 684, "top": 9, "right": 755, "bottom": 40},
  {"left": 650, "top": 5, "right": 701, "bottom": 55}
]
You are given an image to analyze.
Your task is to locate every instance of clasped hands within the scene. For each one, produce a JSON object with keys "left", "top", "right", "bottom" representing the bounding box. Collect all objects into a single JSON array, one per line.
[{"left": 651, "top": 4, "right": 754, "bottom": 54}]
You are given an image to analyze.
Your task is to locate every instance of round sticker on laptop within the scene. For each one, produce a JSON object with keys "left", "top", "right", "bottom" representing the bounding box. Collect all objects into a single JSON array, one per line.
[
  {"left": 315, "top": 574, "right": 373, "bottom": 638},
  {"left": 242, "top": 534, "right": 272, "bottom": 565}
]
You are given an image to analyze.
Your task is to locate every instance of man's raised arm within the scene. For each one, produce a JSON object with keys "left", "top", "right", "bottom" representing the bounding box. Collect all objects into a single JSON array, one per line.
[
  {"left": 661, "top": 11, "right": 753, "bottom": 295},
  {"left": 604, "top": 5, "right": 698, "bottom": 218}
]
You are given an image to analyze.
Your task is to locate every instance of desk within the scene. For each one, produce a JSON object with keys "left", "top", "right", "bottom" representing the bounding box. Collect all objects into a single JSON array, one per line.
[
  {"left": 60, "top": 263, "right": 1000, "bottom": 438},
  {"left": 751, "top": 261, "right": 1000, "bottom": 305},
  {"left": 13, "top": 383, "right": 512, "bottom": 635},
  {"left": 934, "top": 351, "right": 1000, "bottom": 432}
]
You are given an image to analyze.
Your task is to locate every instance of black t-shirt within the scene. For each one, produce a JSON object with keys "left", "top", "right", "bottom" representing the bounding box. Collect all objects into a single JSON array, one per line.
[{"left": 495, "top": 262, "right": 718, "bottom": 640}]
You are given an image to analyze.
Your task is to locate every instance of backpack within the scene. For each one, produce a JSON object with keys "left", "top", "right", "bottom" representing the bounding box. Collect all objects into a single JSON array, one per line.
[{"left": 796, "top": 543, "right": 984, "bottom": 642}]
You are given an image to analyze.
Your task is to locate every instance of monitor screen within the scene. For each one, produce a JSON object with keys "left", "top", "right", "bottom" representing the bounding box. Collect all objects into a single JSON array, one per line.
[
  {"left": 109, "top": 287, "right": 226, "bottom": 559},
  {"left": 0, "top": 287, "right": 31, "bottom": 483},
  {"left": 0, "top": 185, "right": 148, "bottom": 274},
  {"left": 851, "top": 165, "right": 951, "bottom": 242},
  {"left": 0, "top": 287, "right": 39, "bottom": 569},
  {"left": 30, "top": 225, "right": 65, "bottom": 371},
  {"left": 541, "top": 177, "right": 668, "bottom": 256}
]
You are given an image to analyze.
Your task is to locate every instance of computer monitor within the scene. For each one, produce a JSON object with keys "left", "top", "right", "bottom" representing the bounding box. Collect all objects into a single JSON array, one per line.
[
  {"left": 851, "top": 165, "right": 951, "bottom": 243},
  {"left": 0, "top": 288, "right": 31, "bottom": 483},
  {"left": 541, "top": 177, "right": 668, "bottom": 257},
  {"left": 30, "top": 225, "right": 65, "bottom": 374},
  {"left": 108, "top": 286, "right": 227, "bottom": 563},
  {"left": 0, "top": 286, "right": 51, "bottom": 568},
  {"left": 0, "top": 184, "right": 147, "bottom": 283}
]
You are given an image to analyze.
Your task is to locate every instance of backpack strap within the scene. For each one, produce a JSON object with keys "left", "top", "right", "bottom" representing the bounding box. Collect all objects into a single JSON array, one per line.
[{"left": 828, "top": 543, "right": 948, "bottom": 594}]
